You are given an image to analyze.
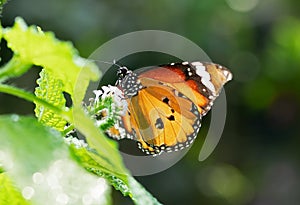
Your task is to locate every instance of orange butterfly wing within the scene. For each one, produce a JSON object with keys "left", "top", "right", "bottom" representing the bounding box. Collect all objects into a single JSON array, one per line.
[{"left": 138, "top": 62, "right": 232, "bottom": 115}]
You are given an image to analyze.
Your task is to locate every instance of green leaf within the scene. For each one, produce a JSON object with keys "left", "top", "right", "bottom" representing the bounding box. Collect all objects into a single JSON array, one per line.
[
  {"left": 0, "top": 84, "right": 72, "bottom": 122},
  {"left": 128, "top": 176, "right": 162, "bottom": 205},
  {"left": 0, "top": 173, "right": 31, "bottom": 205},
  {"left": 2, "top": 17, "right": 100, "bottom": 102},
  {"left": 0, "top": 115, "right": 65, "bottom": 175},
  {"left": 69, "top": 137, "right": 163, "bottom": 205},
  {"left": 69, "top": 141, "right": 128, "bottom": 185},
  {"left": 34, "top": 69, "right": 67, "bottom": 131},
  {"left": 72, "top": 107, "right": 128, "bottom": 178},
  {"left": 0, "top": 115, "right": 111, "bottom": 205}
]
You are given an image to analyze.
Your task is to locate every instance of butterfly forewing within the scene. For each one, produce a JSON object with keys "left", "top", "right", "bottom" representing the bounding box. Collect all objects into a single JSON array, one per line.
[{"left": 138, "top": 62, "right": 232, "bottom": 115}]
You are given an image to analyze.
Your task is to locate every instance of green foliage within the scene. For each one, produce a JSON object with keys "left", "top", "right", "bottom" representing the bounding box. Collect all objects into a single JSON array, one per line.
[
  {"left": 265, "top": 17, "right": 300, "bottom": 84},
  {"left": 0, "top": 173, "right": 31, "bottom": 205},
  {"left": 0, "top": 115, "right": 65, "bottom": 174},
  {"left": 69, "top": 141, "right": 161, "bottom": 205},
  {"left": 244, "top": 17, "right": 300, "bottom": 110},
  {"left": 0, "top": 115, "right": 112, "bottom": 205},
  {"left": 1, "top": 17, "right": 99, "bottom": 102},
  {"left": 34, "top": 69, "right": 67, "bottom": 131},
  {"left": 0, "top": 0, "right": 7, "bottom": 6},
  {"left": 0, "top": 17, "right": 162, "bottom": 205}
]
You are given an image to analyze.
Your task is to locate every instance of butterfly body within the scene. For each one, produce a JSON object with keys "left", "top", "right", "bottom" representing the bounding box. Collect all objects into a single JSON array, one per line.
[{"left": 109, "top": 61, "right": 232, "bottom": 155}]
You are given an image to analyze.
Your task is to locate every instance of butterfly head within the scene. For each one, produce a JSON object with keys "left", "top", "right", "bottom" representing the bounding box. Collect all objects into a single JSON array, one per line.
[
  {"left": 117, "top": 66, "right": 131, "bottom": 80},
  {"left": 116, "top": 66, "right": 142, "bottom": 97}
]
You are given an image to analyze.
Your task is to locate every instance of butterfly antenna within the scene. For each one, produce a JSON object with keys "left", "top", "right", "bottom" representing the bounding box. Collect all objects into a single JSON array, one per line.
[
  {"left": 113, "top": 60, "right": 126, "bottom": 69},
  {"left": 91, "top": 59, "right": 124, "bottom": 69}
]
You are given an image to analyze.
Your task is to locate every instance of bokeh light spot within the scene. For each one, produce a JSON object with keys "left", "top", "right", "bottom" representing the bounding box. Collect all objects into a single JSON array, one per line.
[
  {"left": 226, "top": 0, "right": 259, "bottom": 12},
  {"left": 197, "top": 164, "right": 254, "bottom": 204},
  {"left": 56, "top": 193, "right": 69, "bottom": 205},
  {"left": 32, "top": 172, "right": 44, "bottom": 184},
  {"left": 22, "top": 186, "right": 35, "bottom": 200},
  {"left": 0, "top": 150, "right": 14, "bottom": 169}
]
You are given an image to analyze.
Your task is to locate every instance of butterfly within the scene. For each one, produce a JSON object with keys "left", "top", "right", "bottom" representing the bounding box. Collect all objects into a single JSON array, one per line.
[{"left": 106, "top": 61, "right": 232, "bottom": 155}]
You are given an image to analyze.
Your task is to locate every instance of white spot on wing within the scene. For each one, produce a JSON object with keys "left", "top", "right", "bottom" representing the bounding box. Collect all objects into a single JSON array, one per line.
[
  {"left": 194, "top": 65, "right": 216, "bottom": 93},
  {"left": 182, "top": 61, "right": 189, "bottom": 65},
  {"left": 223, "top": 70, "right": 229, "bottom": 77},
  {"left": 220, "top": 67, "right": 233, "bottom": 81},
  {"left": 191, "top": 62, "right": 203, "bottom": 66},
  {"left": 195, "top": 65, "right": 210, "bottom": 79}
]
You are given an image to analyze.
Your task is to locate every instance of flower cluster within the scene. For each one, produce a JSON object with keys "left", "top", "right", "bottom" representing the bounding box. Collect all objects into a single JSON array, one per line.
[
  {"left": 93, "top": 85, "right": 127, "bottom": 116},
  {"left": 85, "top": 85, "right": 127, "bottom": 131}
]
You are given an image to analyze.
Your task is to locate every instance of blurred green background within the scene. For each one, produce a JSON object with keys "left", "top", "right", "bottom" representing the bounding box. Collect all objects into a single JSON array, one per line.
[{"left": 1, "top": 0, "right": 300, "bottom": 204}]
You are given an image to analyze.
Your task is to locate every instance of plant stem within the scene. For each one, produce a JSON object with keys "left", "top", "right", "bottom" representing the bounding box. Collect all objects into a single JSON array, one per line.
[
  {"left": 62, "top": 124, "right": 75, "bottom": 136},
  {"left": 0, "top": 84, "right": 73, "bottom": 122},
  {"left": 0, "top": 55, "right": 32, "bottom": 83}
]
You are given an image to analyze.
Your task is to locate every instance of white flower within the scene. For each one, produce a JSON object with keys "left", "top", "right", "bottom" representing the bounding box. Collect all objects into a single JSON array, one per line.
[
  {"left": 64, "top": 136, "right": 88, "bottom": 148},
  {"left": 93, "top": 90, "right": 103, "bottom": 103},
  {"left": 93, "top": 85, "right": 127, "bottom": 116}
]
